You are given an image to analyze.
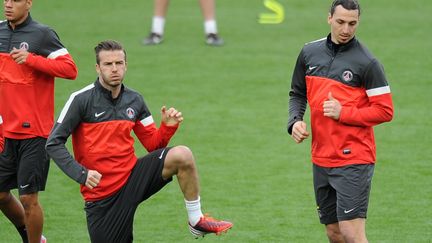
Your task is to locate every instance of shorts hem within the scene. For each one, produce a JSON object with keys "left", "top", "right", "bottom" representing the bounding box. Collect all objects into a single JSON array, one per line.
[{"left": 338, "top": 214, "right": 367, "bottom": 222}]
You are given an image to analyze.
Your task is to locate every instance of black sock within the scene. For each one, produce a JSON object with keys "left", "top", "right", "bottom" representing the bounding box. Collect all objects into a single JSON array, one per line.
[{"left": 16, "top": 225, "right": 28, "bottom": 243}]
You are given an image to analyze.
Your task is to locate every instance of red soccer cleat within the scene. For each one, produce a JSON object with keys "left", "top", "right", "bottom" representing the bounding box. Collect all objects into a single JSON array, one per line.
[{"left": 188, "top": 214, "right": 233, "bottom": 238}]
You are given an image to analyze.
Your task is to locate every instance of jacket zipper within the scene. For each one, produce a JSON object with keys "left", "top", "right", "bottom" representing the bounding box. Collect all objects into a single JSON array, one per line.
[{"left": 326, "top": 53, "right": 337, "bottom": 77}]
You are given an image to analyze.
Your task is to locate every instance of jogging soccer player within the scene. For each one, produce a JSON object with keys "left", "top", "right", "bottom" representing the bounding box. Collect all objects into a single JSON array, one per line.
[
  {"left": 0, "top": 0, "right": 77, "bottom": 242},
  {"left": 287, "top": 0, "right": 393, "bottom": 242},
  {"left": 46, "top": 40, "right": 233, "bottom": 242}
]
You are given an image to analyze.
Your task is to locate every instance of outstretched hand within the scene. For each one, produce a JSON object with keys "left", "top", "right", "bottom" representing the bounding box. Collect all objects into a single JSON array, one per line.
[{"left": 161, "top": 106, "right": 183, "bottom": 126}]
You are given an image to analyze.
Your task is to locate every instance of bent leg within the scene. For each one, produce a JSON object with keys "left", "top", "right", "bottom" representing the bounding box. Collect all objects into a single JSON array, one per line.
[
  {"left": 20, "top": 193, "right": 43, "bottom": 243},
  {"left": 161, "top": 146, "right": 233, "bottom": 236},
  {"left": 162, "top": 145, "right": 199, "bottom": 201}
]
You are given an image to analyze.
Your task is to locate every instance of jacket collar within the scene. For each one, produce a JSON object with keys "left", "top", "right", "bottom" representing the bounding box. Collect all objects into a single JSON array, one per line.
[
  {"left": 8, "top": 13, "right": 32, "bottom": 30},
  {"left": 326, "top": 33, "right": 356, "bottom": 54},
  {"left": 94, "top": 78, "right": 125, "bottom": 102}
]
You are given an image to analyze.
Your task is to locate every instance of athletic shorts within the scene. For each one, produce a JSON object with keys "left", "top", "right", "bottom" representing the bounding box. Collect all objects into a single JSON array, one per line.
[
  {"left": 84, "top": 147, "right": 172, "bottom": 243},
  {"left": 313, "top": 163, "right": 375, "bottom": 224},
  {"left": 0, "top": 137, "right": 50, "bottom": 195}
]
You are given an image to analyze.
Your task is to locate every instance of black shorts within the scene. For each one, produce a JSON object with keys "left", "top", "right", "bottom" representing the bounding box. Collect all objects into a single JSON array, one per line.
[
  {"left": 313, "top": 163, "right": 374, "bottom": 224},
  {"left": 84, "top": 147, "right": 172, "bottom": 243},
  {"left": 0, "top": 137, "right": 50, "bottom": 195}
]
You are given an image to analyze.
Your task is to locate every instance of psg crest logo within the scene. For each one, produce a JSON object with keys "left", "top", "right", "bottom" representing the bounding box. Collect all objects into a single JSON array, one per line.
[
  {"left": 126, "top": 108, "right": 135, "bottom": 119},
  {"left": 342, "top": 70, "right": 353, "bottom": 82},
  {"left": 19, "top": 42, "right": 29, "bottom": 51}
]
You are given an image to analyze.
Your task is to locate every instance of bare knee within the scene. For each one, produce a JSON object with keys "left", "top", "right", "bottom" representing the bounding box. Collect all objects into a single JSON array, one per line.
[
  {"left": 19, "top": 193, "right": 40, "bottom": 212},
  {"left": 167, "top": 145, "right": 195, "bottom": 168},
  {"left": 339, "top": 218, "right": 367, "bottom": 243},
  {"left": 163, "top": 145, "right": 196, "bottom": 178},
  {"left": 328, "top": 230, "right": 345, "bottom": 243},
  {"left": 326, "top": 223, "right": 345, "bottom": 243}
]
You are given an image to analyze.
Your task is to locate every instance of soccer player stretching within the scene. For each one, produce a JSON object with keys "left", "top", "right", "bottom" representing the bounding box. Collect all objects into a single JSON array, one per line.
[{"left": 46, "top": 40, "right": 232, "bottom": 242}]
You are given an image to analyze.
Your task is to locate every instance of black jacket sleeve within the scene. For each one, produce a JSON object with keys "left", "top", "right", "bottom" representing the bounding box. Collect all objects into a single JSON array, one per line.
[
  {"left": 46, "top": 94, "right": 87, "bottom": 185},
  {"left": 287, "top": 48, "right": 308, "bottom": 134}
]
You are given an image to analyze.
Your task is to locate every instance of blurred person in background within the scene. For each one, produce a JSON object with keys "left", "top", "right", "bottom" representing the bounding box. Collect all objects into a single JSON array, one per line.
[{"left": 143, "top": 0, "right": 224, "bottom": 46}]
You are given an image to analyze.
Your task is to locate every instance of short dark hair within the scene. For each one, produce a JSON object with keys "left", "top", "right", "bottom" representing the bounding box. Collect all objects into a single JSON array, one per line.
[
  {"left": 94, "top": 40, "right": 127, "bottom": 64},
  {"left": 330, "top": 0, "right": 361, "bottom": 16}
]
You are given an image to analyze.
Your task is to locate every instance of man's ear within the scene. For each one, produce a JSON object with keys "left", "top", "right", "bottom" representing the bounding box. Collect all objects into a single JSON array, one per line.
[
  {"left": 95, "top": 64, "right": 100, "bottom": 74},
  {"left": 26, "top": 0, "right": 33, "bottom": 10}
]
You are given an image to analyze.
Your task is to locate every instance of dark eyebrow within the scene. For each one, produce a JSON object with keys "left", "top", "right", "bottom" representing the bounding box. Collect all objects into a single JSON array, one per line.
[{"left": 336, "top": 18, "right": 357, "bottom": 23}]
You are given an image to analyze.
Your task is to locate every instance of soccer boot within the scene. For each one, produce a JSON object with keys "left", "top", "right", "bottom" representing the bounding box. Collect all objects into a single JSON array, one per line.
[
  {"left": 188, "top": 214, "right": 233, "bottom": 238},
  {"left": 143, "top": 32, "right": 163, "bottom": 45},
  {"left": 206, "top": 33, "right": 224, "bottom": 46}
]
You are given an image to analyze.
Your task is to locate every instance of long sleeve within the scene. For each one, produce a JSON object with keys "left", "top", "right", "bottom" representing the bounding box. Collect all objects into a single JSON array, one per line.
[
  {"left": 288, "top": 49, "right": 308, "bottom": 134},
  {"left": 24, "top": 24, "right": 77, "bottom": 80},
  {"left": 25, "top": 52, "right": 77, "bottom": 79},
  {"left": 46, "top": 93, "right": 87, "bottom": 185},
  {"left": 339, "top": 59, "right": 394, "bottom": 126},
  {"left": 133, "top": 117, "right": 179, "bottom": 152},
  {"left": 339, "top": 93, "right": 393, "bottom": 126}
]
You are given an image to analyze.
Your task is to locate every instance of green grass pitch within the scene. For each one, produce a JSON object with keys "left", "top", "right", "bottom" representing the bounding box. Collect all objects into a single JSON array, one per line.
[{"left": 1, "top": 0, "right": 431, "bottom": 242}]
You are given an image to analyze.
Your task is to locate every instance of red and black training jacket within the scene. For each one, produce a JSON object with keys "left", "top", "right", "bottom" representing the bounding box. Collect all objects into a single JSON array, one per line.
[
  {"left": 46, "top": 80, "right": 178, "bottom": 201},
  {"left": 0, "top": 15, "right": 77, "bottom": 139},
  {"left": 288, "top": 35, "right": 393, "bottom": 168}
]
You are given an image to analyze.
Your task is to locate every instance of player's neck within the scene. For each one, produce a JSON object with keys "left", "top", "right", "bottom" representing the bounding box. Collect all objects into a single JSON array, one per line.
[{"left": 8, "top": 13, "right": 29, "bottom": 30}]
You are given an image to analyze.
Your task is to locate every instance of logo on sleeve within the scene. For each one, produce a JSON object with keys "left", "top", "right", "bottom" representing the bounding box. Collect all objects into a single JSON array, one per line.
[
  {"left": 126, "top": 108, "right": 135, "bottom": 119},
  {"left": 342, "top": 70, "right": 353, "bottom": 82},
  {"left": 308, "top": 65, "right": 317, "bottom": 71}
]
